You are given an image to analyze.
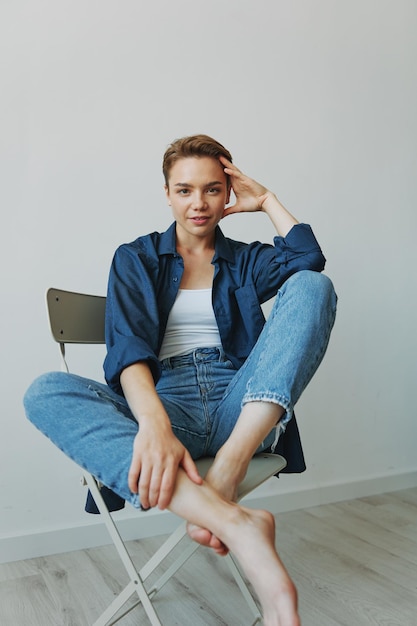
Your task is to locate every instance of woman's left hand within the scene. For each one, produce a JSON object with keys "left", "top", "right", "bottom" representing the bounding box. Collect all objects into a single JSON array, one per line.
[{"left": 220, "top": 156, "right": 271, "bottom": 217}]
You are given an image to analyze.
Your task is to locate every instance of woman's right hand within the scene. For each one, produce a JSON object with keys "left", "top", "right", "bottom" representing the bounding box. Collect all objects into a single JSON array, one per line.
[
  {"left": 121, "top": 361, "right": 202, "bottom": 510},
  {"left": 128, "top": 421, "right": 202, "bottom": 510}
]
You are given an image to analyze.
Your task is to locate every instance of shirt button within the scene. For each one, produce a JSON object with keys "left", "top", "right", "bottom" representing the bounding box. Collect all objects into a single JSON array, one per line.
[{"left": 173, "top": 277, "right": 178, "bottom": 282}]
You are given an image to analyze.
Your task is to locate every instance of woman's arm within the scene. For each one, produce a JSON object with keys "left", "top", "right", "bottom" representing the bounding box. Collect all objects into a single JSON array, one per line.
[
  {"left": 220, "top": 156, "right": 298, "bottom": 237},
  {"left": 120, "top": 362, "right": 202, "bottom": 510}
]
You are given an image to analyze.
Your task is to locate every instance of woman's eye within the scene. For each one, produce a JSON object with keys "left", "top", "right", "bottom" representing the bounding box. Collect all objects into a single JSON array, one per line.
[
  {"left": 207, "top": 188, "right": 220, "bottom": 194},
  {"left": 178, "top": 189, "right": 189, "bottom": 195}
]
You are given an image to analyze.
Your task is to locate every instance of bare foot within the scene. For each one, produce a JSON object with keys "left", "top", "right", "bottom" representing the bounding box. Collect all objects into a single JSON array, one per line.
[
  {"left": 224, "top": 506, "right": 300, "bottom": 626},
  {"left": 171, "top": 465, "right": 299, "bottom": 623},
  {"left": 186, "top": 455, "right": 243, "bottom": 553}
]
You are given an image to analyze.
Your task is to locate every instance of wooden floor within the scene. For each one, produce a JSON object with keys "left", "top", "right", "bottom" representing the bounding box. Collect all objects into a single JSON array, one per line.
[{"left": 1, "top": 487, "right": 416, "bottom": 625}]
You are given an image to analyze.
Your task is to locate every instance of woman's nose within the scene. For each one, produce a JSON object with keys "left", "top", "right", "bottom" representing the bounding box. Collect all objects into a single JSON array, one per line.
[{"left": 191, "top": 192, "right": 206, "bottom": 210}]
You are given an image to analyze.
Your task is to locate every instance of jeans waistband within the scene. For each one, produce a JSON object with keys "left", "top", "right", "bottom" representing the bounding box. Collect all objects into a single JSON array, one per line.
[{"left": 161, "top": 347, "right": 225, "bottom": 369}]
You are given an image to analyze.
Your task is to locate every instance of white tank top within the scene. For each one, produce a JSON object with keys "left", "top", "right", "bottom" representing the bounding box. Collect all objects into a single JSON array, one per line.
[{"left": 158, "top": 288, "right": 222, "bottom": 361}]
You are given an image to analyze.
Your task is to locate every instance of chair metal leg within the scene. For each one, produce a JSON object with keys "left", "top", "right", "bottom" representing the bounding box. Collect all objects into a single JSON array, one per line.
[
  {"left": 147, "top": 539, "right": 200, "bottom": 598},
  {"left": 84, "top": 473, "right": 163, "bottom": 626},
  {"left": 139, "top": 520, "right": 189, "bottom": 581},
  {"left": 93, "top": 580, "right": 158, "bottom": 626}
]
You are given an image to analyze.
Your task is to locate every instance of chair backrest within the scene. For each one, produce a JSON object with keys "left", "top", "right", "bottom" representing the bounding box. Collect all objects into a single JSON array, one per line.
[{"left": 46, "top": 287, "right": 106, "bottom": 371}]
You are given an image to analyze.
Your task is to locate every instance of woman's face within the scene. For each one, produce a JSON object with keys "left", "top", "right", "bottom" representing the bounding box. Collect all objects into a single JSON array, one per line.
[{"left": 165, "top": 156, "right": 230, "bottom": 244}]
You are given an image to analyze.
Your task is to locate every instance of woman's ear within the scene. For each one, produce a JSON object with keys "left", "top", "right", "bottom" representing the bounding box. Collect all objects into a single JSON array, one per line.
[
  {"left": 225, "top": 185, "right": 231, "bottom": 205},
  {"left": 164, "top": 184, "right": 171, "bottom": 206}
]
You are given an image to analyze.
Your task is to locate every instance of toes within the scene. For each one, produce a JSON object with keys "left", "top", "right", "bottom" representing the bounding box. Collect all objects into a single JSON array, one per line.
[
  {"left": 187, "top": 525, "right": 212, "bottom": 546},
  {"left": 186, "top": 523, "right": 229, "bottom": 554},
  {"left": 209, "top": 534, "right": 229, "bottom": 555}
]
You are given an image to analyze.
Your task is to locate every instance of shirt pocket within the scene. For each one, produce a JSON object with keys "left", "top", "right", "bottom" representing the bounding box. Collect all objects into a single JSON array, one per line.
[{"left": 234, "top": 284, "right": 266, "bottom": 351}]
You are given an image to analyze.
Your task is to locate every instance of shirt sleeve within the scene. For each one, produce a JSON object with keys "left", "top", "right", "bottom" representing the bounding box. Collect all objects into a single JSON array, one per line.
[
  {"left": 103, "top": 242, "right": 162, "bottom": 394},
  {"left": 273, "top": 223, "right": 325, "bottom": 268},
  {"left": 253, "top": 223, "right": 326, "bottom": 301}
]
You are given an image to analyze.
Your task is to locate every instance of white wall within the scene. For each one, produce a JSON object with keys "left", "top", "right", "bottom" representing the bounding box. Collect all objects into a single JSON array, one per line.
[{"left": 1, "top": 0, "right": 416, "bottom": 563}]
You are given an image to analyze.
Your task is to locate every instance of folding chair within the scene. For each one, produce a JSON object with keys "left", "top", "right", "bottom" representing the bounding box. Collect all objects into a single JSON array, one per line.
[{"left": 46, "top": 287, "right": 287, "bottom": 626}]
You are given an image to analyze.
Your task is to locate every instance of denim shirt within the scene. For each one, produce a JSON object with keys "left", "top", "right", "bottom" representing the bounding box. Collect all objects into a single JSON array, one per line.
[
  {"left": 103, "top": 221, "right": 325, "bottom": 474},
  {"left": 104, "top": 221, "right": 325, "bottom": 392}
]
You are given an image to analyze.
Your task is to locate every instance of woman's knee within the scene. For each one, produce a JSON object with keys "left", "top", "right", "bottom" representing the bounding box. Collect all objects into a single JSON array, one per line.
[
  {"left": 24, "top": 371, "right": 69, "bottom": 426},
  {"left": 24, "top": 371, "right": 67, "bottom": 401},
  {"left": 284, "top": 270, "right": 337, "bottom": 307}
]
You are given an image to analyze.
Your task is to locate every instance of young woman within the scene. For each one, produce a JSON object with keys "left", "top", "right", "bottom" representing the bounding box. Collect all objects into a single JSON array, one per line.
[{"left": 25, "top": 135, "right": 337, "bottom": 625}]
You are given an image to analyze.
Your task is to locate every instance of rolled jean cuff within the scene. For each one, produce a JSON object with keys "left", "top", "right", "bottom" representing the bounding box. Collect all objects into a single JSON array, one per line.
[{"left": 241, "top": 393, "right": 293, "bottom": 431}]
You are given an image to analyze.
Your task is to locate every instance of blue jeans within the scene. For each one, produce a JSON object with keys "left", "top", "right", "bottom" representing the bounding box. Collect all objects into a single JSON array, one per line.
[{"left": 24, "top": 271, "right": 337, "bottom": 509}]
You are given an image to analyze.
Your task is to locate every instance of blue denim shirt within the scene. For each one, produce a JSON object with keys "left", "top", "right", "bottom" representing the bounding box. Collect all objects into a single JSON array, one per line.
[
  {"left": 103, "top": 221, "right": 325, "bottom": 474},
  {"left": 104, "top": 221, "right": 325, "bottom": 392}
]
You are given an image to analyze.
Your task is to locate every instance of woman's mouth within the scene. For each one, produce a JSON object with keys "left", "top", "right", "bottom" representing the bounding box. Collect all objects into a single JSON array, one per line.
[{"left": 190, "top": 216, "right": 209, "bottom": 224}]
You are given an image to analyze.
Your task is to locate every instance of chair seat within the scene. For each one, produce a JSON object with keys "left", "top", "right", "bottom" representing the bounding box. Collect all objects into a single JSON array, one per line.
[{"left": 196, "top": 453, "right": 287, "bottom": 500}]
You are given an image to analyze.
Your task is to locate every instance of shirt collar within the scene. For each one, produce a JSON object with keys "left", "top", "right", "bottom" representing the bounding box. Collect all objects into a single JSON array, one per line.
[
  {"left": 212, "top": 226, "right": 235, "bottom": 263},
  {"left": 157, "top": 222, "right": 235, "bottom": 263},
  {"left": 157, "top": 222, "right": 177, "bottom": 255}
]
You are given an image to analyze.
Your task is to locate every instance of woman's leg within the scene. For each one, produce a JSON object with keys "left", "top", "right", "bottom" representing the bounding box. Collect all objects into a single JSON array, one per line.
[
  {"left": 206, "top": 270, "right": 337, "bottom": 500},
  {"left": 24, "top": 372, "right": 300, "bottom": 624},
  {"left": 24, "top": 371, "right": 143, "bottom": 507},
  {"left": 23, "top": 368, "right": 213, "bottom": 508},
  {"left": 169, "top": 468, "right": 300, "bottom": 626}
]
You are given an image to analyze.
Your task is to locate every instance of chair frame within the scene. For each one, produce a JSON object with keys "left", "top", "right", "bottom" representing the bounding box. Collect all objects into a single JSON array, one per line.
[{"left": 46, "top": 287, "right": 287, "bottom": 626}]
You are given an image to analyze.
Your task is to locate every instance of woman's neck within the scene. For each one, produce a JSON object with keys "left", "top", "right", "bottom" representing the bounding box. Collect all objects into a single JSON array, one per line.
[{"left": 178, "top": 246, "right": 215, "bottom": 289}]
